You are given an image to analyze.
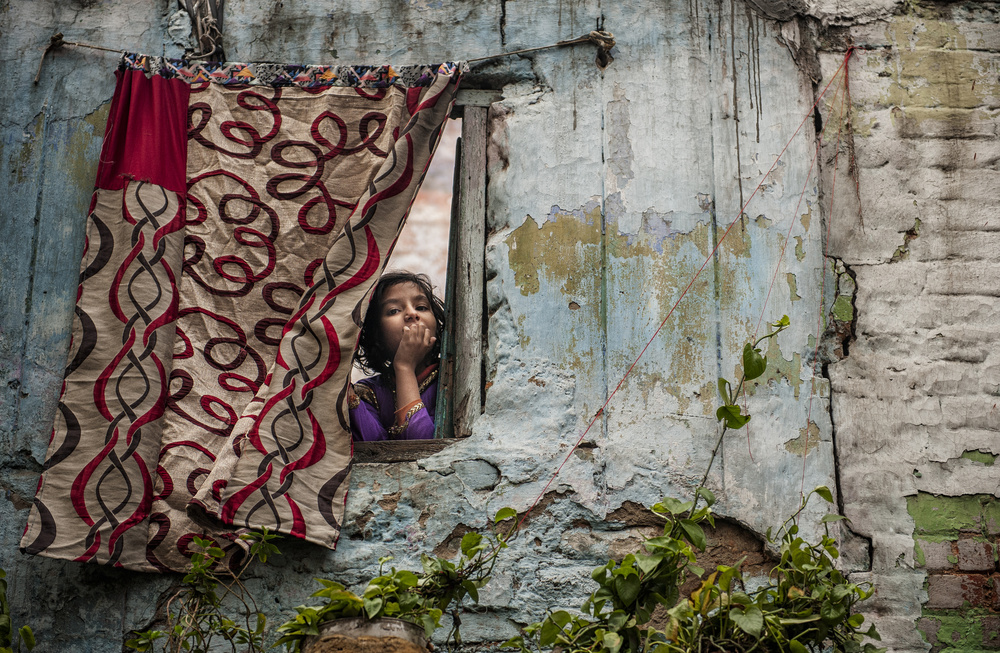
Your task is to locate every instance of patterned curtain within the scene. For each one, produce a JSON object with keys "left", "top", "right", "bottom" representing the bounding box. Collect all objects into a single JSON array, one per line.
[{"left": 20, "top": 54, "right": 463, "bottom": 572}]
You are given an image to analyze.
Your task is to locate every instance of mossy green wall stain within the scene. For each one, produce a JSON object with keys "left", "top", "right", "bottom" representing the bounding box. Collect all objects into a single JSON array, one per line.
[
  {"left": 959, "top": 450, "right": 996, "bottom": 466},
  {"left": 786, "top": 272, "right": 801, "bottom": 303},
  {"left": 8, "top": 113, "right": 45, "bottom": 185},
  {"left": 784, "top": 420, "right": 820, "bottom": 455},
  {"left": 605, "top": 219, "right": 715, "bottom": 414},
  {"left": 918, "top": 609, "right": 997, "bottom": 651},
  {"left": 875, "top": 17, "right": 1000, "bottom": 121},
  {"left": 630, "top": 367, "right": 717, "bottom": 419},
  {"left": 831, "top": 295, "right": 853, "bottom": 322},
  {"left": 62, "top": 106, "right": 110, "bottom": 217},
  {"left": 743, "top": 334, "right": 803, "bottom": 399},
  {"left": 907, "top": 492, "right": 1000, "bottom": 540},
  {"left": 506, "top": 207, "right": 602, "bottom": 298},
  {"left": 793, "top": 235, "right": 805, "bottom": 262}
]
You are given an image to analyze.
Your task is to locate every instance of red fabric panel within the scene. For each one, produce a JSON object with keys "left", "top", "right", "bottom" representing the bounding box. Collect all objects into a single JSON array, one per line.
[{"left": 95, "top": 69, "right": 190, "bottom": 195}]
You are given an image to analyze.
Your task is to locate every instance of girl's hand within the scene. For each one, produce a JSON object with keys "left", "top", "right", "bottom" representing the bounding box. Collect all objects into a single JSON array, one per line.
[{"left": 392, "top": 322, "right": 437, "bottom": 374}]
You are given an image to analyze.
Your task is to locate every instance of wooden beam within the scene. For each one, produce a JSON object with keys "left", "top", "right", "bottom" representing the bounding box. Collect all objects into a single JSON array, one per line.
[
  {"left": 450, "top": 106, "right": 487, "bottom": 438},
  {"left": 454, "top": 89, "right": 503, "bottom": 107}
]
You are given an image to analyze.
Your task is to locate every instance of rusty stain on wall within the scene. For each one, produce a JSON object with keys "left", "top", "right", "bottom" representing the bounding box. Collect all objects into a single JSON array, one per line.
[
  {"left": 505, "top": 204, "right": 602, "bottom": 298},
  {"left": 785, "top": 419, "right": 821, "bottom": 454}
]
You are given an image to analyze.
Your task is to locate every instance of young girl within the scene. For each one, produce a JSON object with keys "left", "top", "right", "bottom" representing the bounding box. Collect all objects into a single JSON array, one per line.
[{"left": 349, "top": 271, "right": 445, "bottom": 441}]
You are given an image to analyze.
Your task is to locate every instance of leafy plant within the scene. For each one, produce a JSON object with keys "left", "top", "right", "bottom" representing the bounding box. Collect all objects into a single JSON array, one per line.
[
  {"left": 659, "top": 487, "right": 882, "bottom": 653},
  {"left": 274, "top": 506, "right": 517, "bottom": 652},
  {"left": 125, "top": 529, "right": 280, "bottom": 653},
  {"left": 0, "top": 568, "right": 35, "bottom": 653},
  {"left": 501, "top": 491, "right": 716, "bottom": 653},
  {"left": 503, "top": 318, "right": 883, "bottom": 653}
]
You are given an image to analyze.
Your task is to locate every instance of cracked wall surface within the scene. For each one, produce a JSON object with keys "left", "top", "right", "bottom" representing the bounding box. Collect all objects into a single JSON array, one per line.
[
  {"left": 0, "top": 0, "right": 997, "bottom": 651},
  {"left": 822, "top": 4, "right": 1000, "bottom": 651}
]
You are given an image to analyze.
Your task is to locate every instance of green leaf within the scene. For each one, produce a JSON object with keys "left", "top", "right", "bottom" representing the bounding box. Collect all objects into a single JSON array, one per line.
[
  {"left": 363, "top": 596, "right": 384, "bottom": 619},
  {"left": 696, "top": 487, "right": 716, "bottom": 507},
  {"left": 814, "top": 486, "right": 834, "bottom": 504},
  {"left": 789, "top": 640, "right": 808, "bottom": 653},
  {"left": 19, "top": 626, "right": 34, "bottom": 650},
  {"left": 717, "top": 564, "right": 737, "bottom": 592},
  {"left": 832, "top": 585, "right": 852, "bottom": 603},
  {"left": 603, "top": 631, "right": 623, "bottom": 653},
  {"left": 779, "top": 616, "right": 821, "bottom": 625},
  {"left": 731, "top": 605, "right": 763, "bottom": 637},
  {"left": 848, "top": 613, "right": 865, "bottom": 628},
  {"left": 821, "top": 600, "right": 847, "bottom": 623},
  {"left": 419, "top": 613, "right": 439, "bottom": 639},
  {"left": 539, "top": 618, "right": 563, "bottom": 646},
  {"left": 635, "top": 553, "right": 664, "bottom": 576},
  {"left": 494, "top": 507, "right": 517, "bottom": 523},
  {"left": 615, "top": 573, "right": 641, "bottom": 607},
  {"left": 773, "top": 315, "right": 790, "bottom": 328},
  {"left": 679, "top": 520, "right": 707, "bottom": 550},
  {"left": 821, "top": 513, "right": 849, "bottom": 523},
  {"left": 729, "top": 592, "right": 752, "bottom": 606},
  {"left": 652, "top": 497, "right": 692, "bottom": 516},
  {"left": 460, "top": 532, "right": 483, "bottom": 557},
  {"left": 716, "top": 405, "right": 751, "bottom": 429},
  {"left": 718, "top": 378, "right": 732, "bottom": 404},
  {"left": 743, "top": 343, "right": 767, "bottom": 381},
  {"left": 395, "top": 570, "right": 419, "bottom": 588}
]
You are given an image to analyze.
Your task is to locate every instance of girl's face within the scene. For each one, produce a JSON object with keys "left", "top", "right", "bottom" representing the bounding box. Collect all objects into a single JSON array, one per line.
[{"left": 378, "top": 281, "right": 438, "bottom": 357}]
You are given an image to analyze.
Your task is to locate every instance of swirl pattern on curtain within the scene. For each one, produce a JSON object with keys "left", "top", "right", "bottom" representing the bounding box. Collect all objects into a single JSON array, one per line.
[{"left": 20, "top": 53, "right": 462, "bottom": 572}]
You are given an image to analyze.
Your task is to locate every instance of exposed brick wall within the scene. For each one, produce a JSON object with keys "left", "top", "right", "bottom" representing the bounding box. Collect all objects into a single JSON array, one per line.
[{"left": 911, "top": 493, "right": 1000, "bottom": 651}]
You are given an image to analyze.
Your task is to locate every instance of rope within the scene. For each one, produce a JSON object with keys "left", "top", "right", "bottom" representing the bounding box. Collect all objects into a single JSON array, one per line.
[{"left": 34, "top": 33, "right": 121, "bottom": 84}]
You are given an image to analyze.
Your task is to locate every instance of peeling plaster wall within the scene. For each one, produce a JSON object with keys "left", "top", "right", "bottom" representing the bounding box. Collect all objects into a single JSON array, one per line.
[{"left": 0, "top": 0, "right": 997, "bottom": 652}]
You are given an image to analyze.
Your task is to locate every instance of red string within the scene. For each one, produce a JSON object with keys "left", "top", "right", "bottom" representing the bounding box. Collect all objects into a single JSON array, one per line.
[
  {"left": 801, "top": 48, "right": 854, "bottom": 498},
  {"left": 742, "top": 135, "right": 822, "bottom": 460},
  {"left": 513, "top": 48, "right": 857, "bottom": 535}
]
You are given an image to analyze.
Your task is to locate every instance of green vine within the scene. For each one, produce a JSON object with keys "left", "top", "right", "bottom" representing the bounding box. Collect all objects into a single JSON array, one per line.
[
  {"left": 274, "top": 507, "right": 517, "bottom": 652},
  {"left": 0, "top": 568, "right": 35, "bottom": 653},
  {"left": 125, "top": 529, "right": 280, "bottom": 653}
]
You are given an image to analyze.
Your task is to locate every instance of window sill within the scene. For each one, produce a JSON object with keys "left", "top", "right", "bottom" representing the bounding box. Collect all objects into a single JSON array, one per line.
[{"left": 352, "top": 439, "right": 457, "bottom": 464}]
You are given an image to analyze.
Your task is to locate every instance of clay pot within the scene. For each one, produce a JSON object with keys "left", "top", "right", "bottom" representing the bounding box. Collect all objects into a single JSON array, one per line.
[{"left": 303, "top": 617, "right": 429, "bottom": 653}]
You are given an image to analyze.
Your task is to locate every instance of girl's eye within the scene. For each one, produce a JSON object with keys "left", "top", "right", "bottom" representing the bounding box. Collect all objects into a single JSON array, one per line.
[{"left": 385, "top": 308, "right": 400, "bottom": 316}]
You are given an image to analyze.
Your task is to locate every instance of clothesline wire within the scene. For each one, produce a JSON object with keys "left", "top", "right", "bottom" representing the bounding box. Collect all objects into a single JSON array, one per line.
[
  {"left": 509, "top": 47, "right": 857, "bottom": 537},
  {"left": 33, "top": 30, "right": 617, "bottom": 84}
]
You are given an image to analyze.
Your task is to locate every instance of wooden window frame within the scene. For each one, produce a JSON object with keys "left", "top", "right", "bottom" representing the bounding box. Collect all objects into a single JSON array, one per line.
[{"left": 352, "top": 88, "right": 500, "bottom": 464}]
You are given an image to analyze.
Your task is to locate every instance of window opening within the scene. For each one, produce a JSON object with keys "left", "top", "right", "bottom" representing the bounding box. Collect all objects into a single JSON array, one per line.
[{"left": 352, "top": 90, "right": 498, "bottom": 462}]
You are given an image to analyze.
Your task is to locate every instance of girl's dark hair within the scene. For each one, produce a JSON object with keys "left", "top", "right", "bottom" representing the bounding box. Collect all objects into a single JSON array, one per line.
[{"left": 355, "top": 271, "right": 446, "bottom": 375}]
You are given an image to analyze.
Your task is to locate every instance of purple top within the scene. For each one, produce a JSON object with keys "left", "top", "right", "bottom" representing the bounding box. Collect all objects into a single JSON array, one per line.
[{"left": 349, "top": 370, "right": 438, "bottom": 442}]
